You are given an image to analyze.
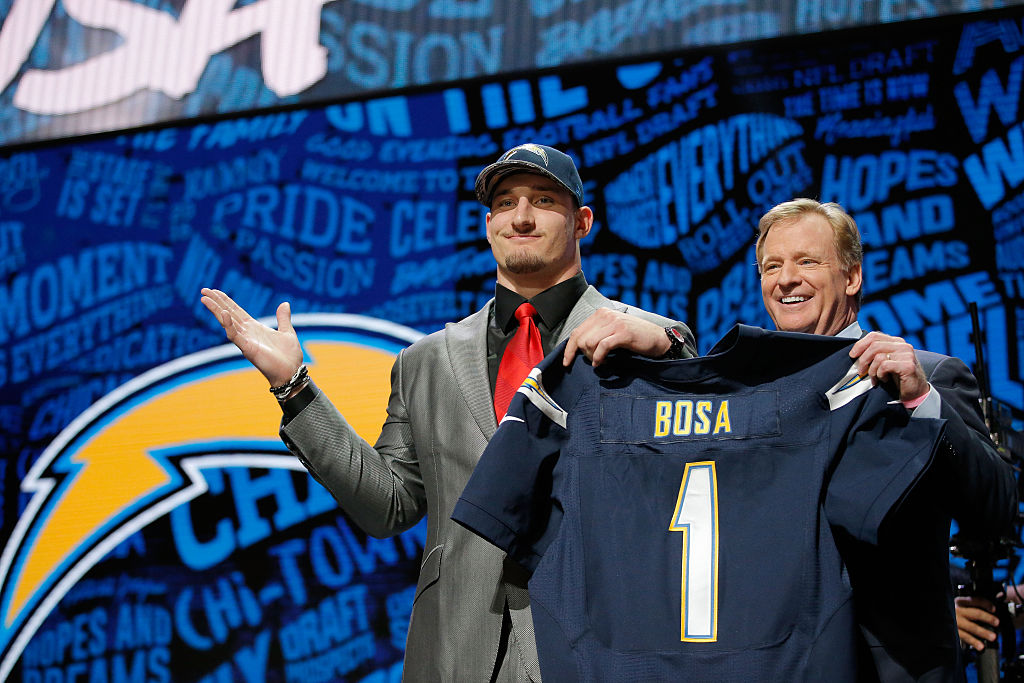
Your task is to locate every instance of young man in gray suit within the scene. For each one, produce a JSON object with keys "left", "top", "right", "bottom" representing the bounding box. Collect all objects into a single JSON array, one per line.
[{"left": 201, "top": 143, "right": 695, "bottom": 682}]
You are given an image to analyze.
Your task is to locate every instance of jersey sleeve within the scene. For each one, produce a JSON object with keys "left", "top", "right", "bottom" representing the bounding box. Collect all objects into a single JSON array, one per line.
[
  {"left": 824, "top": 387, "right": 947, "bottom": 545},
  {"left": 452, "top": 352, "right": 575, "bottom": 572}
]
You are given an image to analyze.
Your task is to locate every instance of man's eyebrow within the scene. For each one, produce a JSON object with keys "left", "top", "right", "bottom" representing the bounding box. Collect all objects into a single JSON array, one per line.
[{"left": 761, "top": 248, "right": 814, "bottom": 264}]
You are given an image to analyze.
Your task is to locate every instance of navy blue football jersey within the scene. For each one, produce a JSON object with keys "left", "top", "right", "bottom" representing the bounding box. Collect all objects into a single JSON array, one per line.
[{"left": 452, "top": 325, "right": 947, "bottom": 682}]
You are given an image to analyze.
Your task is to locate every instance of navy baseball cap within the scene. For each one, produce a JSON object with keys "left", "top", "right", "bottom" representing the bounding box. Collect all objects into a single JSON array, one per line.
[{"left": 475, "top": 144, "right": 584, "bottom": 208}]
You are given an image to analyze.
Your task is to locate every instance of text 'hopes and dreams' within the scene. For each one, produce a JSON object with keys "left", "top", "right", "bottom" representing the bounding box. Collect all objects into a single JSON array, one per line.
[
  {"left": 821, "top": 149, "right": 958, "bottom": 212},
  {"left": 21, "top": 603, "right": 171, "bottom": 683}
]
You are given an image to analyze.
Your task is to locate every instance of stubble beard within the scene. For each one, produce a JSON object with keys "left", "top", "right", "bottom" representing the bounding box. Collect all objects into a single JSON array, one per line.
[{"left": 504, "top": 251, "right": 546, "bottom": 274}]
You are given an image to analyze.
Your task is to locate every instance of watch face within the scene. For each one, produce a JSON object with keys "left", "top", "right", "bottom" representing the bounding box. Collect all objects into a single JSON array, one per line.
[{"left": 668, "top": 328, "right": 685, "bottom": 342}]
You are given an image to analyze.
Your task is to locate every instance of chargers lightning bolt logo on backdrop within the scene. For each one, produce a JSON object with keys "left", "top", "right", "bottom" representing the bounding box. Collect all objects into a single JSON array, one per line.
[{"left": 0, "top": 314, "right": 421, "bottom": 680}]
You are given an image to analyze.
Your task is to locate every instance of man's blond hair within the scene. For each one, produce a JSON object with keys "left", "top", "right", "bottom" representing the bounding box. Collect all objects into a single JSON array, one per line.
[{"left": 755, "top": 198, "right": 864, "bottom": 304}]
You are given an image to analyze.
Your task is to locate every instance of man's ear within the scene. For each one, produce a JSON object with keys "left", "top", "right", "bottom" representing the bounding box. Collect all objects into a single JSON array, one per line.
[
  {"left": 575, "top": 206, "right": 594, "bottom": 239},
  {"left": 485, "top": 212, "right": 493, "bottom": 245},
  {"left": 845, "top": 263, "right": 863, "bottom": 298}
]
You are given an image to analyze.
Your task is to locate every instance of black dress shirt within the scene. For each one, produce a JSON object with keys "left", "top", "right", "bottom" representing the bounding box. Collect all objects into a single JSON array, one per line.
[{"left": 486, "top": 272, "right": 589, "bottom": 396}]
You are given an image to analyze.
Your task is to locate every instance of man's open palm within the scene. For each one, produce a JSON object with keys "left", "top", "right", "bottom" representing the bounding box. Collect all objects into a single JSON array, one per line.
[{"left": 200, "top": 288, "right": 303, "bottom": 388}]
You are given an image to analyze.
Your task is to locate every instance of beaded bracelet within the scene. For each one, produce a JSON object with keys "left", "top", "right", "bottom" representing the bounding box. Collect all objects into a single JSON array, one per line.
[{"left": 269, "top": 365, "right": 308, "bottom": 401}]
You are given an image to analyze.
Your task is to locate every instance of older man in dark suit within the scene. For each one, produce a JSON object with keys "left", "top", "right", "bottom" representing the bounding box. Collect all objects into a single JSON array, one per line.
[
  {"left": 567, "top": 198, "right": 1016, "bottom": 682},
  {"left": 753, "top": 198, "right": 1015, "bottom": 682},
  {"left": 201, "top": 144, "right": 695, "bottom": 682}
]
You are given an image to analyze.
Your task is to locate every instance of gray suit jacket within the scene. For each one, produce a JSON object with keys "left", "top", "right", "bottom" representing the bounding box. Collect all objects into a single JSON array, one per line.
[{"left": 280, "top": 286, "right": 693, "bottom": 682}]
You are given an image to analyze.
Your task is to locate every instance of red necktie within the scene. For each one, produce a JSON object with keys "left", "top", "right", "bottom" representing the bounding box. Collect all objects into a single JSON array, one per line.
[{"left": 494, "top": 302, "right": 544, "bottom": 420}]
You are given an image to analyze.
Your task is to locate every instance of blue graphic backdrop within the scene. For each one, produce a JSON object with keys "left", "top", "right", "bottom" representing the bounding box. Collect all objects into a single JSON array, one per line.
[
  {"left": 3, "top": 0, "right": 1024, "bottom": 147},
  {"left": 3, "top": 6, "right": 1024, "bottom": 680}
]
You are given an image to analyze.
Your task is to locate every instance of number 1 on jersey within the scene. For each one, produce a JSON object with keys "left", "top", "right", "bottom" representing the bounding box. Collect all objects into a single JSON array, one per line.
[{"left": 669, "top": 461, "right": 719, "bottom": 642}]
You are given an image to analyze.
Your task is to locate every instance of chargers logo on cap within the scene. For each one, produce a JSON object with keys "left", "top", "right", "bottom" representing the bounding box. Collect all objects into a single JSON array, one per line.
[{"left": 503, "top": 144, "right": 549, "bottom": 166}]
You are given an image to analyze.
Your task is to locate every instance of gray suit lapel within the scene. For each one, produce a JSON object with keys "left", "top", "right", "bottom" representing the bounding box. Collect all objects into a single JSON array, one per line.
[
  {"left": 447, "top": 287, "right": 618, "bottom": 442},
  {"left": 446, "top": 301, "right": 499, "bottom": 441},
  {"left": 558, "top": 286, "right": 624, "bottom": 343}
]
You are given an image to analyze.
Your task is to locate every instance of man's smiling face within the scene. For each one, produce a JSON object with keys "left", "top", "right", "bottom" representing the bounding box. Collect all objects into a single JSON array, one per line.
[
  {"left": 759, "top": 213, "right": 861, "bottom": 336},
  {"left": 485, "top": 173, "right": 590, "bottom": 291}
]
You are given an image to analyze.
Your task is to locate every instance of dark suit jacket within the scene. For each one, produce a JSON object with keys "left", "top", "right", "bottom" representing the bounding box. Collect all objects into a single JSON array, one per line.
[
  {"left": 279, "top": 286, "right": 694, "bottom": 682},
  {"left": 839, "top": 350, "right": 1017, "bottom": 682}
]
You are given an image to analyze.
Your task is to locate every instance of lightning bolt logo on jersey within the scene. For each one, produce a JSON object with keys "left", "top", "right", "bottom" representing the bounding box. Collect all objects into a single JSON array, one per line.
[{"left": 0, "top": 314, "right": 421, "bottom": 681}]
